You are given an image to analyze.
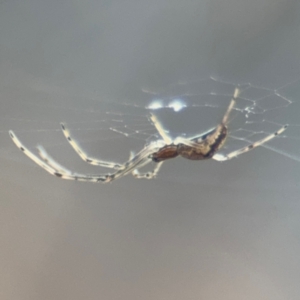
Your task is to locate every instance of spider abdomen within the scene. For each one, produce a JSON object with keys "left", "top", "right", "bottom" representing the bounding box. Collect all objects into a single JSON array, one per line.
[
  {"left": 177, "top": 143, "right": 213, "bottom": 160},
  {"left": 178, "top": 125, "right": 228, "bottom": 160}
]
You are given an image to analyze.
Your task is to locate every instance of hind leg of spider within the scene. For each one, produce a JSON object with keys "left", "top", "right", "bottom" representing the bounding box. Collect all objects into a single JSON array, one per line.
[
  {"left": 132, "top": 161, "right": 164, "bottom": 179},
  {"left": 221, "top": 87, "right": 240, "bottom": 125},
  {"left": 212, "top": 124, "right": 288, "bottom": 161},
  {"left": 171, "top": 88, "right": 240, "bottom": 148},
  {"left": 60, "top": 123, "right": 123, "bottom": 170}
]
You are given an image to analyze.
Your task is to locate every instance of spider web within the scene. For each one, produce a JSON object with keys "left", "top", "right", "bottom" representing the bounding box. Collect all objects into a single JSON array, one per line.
[{"left": 2, "top": 76, "right": 300, "bottom": 167}]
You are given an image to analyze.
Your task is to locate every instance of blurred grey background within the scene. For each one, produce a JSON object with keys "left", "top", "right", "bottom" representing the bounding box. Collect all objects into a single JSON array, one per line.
[{"left": 1, "top": 0, "right": 300, "bottom": 299}]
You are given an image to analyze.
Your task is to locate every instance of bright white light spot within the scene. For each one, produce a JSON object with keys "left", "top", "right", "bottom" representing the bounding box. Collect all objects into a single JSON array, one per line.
[
  {"left": 168, "top": 99, "right": 186, "bottom": 112},
  {"left": 147, "top": 98, "right": 186, "bottom": 112},
  {"left": 147, "top": 99, "right": 163, "bottom": 110}
]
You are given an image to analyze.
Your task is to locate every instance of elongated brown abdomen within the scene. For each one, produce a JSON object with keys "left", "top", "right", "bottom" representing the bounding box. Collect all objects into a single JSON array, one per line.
[{"left": 178, "top": 125, "right": 227, "bottom": 160}]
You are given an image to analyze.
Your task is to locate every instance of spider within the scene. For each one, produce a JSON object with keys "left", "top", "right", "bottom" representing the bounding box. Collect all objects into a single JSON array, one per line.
[{"left": 9, "top": 88, "right": 287, "bottom": 183}]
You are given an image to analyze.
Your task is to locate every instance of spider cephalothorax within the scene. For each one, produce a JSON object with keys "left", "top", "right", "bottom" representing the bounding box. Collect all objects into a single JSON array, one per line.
[{"left": 9, "top": 88, "right": 287, "bottom": 183}]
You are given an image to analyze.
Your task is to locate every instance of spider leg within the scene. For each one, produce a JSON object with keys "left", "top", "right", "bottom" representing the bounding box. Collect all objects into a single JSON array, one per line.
[
  {"left": 37, "top": 145, "right": 72, "bottom": 174},
  {"left": 173, "top": 136, "right": 200, "bottom": 147},
  {"left": 9, "top": 130, "right": 109, "bottom": 182},
  {"left": 129, "top": 151, "right": 161, "bottom": 179},
  {"left": 132, "top": 162, "right": 164, "bottom": 179},
  {"left": 172, "top": 89, "right": 240, "bottom": 148},
  {"left": 9, "top": 130, "right": 163, "bottom": 183},
  {"left": 150, "top": 113, "right": 173, "bottom": 144},
  {"left": 173, "top": 127, "right": 219, "bottom": 146},
  {"left": 183, "top": 127, "right": 217, "bottom": 141},
  {"left": 109, "top": 141, "right": 165, "bottom": 181},
  {"left": 9, "top": 131, "right": 66, "bottom": 176},
  {"left": 222, "top": 88, "right": 240, "bottom": 125},
  {"left": 212, "top": 124, "right": 288, "bottom": 161},
  {"left": 60, "top": 123, "right": 123, "bottom": 170}
]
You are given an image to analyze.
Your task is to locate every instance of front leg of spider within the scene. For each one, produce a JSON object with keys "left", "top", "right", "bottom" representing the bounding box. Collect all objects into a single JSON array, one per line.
[{"left": 8, "top": 130, "right": 161, "bottom": 183}]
